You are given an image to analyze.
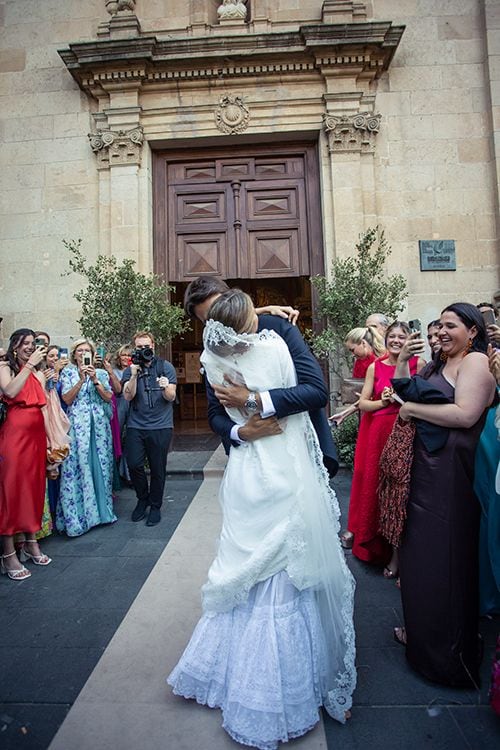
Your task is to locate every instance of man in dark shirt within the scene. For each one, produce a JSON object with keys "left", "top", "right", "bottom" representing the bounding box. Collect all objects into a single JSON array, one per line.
[
  {"left": 184, "top": 277, "right": 338, "bottom": 478},
  {"left": 122, "top": 331, "right": 177, "bottom": 526}
]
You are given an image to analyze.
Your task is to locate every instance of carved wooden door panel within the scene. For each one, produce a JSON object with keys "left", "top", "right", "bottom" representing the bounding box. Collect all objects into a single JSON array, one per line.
[{"left": 157, "top": 146, "right": 320, "bottom": 281}]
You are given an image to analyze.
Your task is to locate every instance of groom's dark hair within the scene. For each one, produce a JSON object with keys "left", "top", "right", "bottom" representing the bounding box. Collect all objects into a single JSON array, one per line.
[{"left": 183, "top": 276, "right": 230, "bottom": 319}]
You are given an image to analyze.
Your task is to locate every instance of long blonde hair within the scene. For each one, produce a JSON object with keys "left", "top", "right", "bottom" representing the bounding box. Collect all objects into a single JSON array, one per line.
[{"left": 345, "top": 326, "right": 386, "bottom": 357}]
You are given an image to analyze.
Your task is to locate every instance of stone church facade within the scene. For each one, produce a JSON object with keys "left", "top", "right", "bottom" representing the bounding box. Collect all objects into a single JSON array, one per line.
[{"left": 1, "top": 0, "right": 499, "bottom": 347}]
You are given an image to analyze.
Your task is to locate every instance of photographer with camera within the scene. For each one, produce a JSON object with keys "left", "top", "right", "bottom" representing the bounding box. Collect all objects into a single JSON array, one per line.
[{"left": 122, "top": 332, "right": 176, "bottom": 526}]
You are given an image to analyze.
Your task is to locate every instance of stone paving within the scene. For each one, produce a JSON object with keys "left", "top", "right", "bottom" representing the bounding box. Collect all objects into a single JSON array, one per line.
[{"left": 1, "top": 450, "right": 498, "bottom": 750}]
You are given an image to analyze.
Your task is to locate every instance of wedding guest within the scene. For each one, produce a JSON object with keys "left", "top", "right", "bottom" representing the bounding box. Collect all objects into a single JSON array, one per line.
[
  {"left": 477, "top": 302, "right": 500, "bottom": 347},
  {"left": 341, "top": 322, "right": 425, "bottom": 575},
  {"left": 57, "top": 338, "right": 116, "bottom": 537},
  {"left": 43, "top": 345, "right": 71, "bottom": 520},
  {"left": 426, "top": 319, "right": 441, "bottom": 355},
  {"left": 394, "top": 303, "right": 495, "bottom": 687},
  {"left": 365, "top": 313, "right": 390, "bottom": 337},
  {"left": 0, "top": 330, "right": 51, "bottom": 580},
  {"left": 345, "top": 325, "right": 386, "bottom": 378}
]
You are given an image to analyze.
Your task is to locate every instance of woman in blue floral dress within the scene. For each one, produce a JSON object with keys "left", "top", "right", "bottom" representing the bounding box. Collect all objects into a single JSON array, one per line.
[{"left": 57, "top": 338, "right": 116, "bottom": 537}]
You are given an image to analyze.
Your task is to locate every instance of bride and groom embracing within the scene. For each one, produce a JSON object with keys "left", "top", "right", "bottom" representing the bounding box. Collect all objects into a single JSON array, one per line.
[{"left": 167, "top": 278, "right": 356, "bottom": 750}]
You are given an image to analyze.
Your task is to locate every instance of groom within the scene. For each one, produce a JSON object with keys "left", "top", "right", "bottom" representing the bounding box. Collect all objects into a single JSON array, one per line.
[{"left": 184, "top": 276, "right": 339, "bottom": 478}]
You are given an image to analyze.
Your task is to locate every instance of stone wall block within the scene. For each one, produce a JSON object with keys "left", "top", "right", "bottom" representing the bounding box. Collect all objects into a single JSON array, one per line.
[
  {"left": 34, "top": 137, "right": 89, "bottom": 164},
  {"left": 0, "top": 141, "right": 36, "bottom": 165},
  {"left": 454, "top": 38, "right": 486, "bottom": 64},
  {"left": 438, "top": 15, "right": 482, "bottom": 41},
  {"left": 0, "top": 49, "right": 26, "bottom": 72},
  {"left": 389, "top": 66, "right": 442, "bottom": 92},
  {"left": 458, "top": 137, "right": 493, "bottom": 163},
  {"left": 411, "top": 88, "right": 473, "bottom": 116},
  {"left": 44, "top": 161, "right": 93, "bottom": 188},
  {"left": 441, "top": 63, "right": 485, "bottom": 90},
  {"left": 42, "top": 184, "right": 93, "bottom": 211},
  {"left": 432, "top": 112, "right": 488, "bottom": 139},
  {"left": 1, "top": 91, "right": 85, "bottom": 119},
  {"left": 0, "top": 189, "right": 42, "bottom": 215},
  {"left": 385, "top": 114, "right": 434, "bottom": 141},
  {"left": 3, "top": 115, "right": 54, "bottom": 143},
  {"left": 432, "top": 213, "right": 476, "bottom": 241},
  {"left": 474, "top": 212, "right": 497, "bottom": 240},
  {"left": 0, "top": 164, "right": 44, "bottom": 190},
  {"left": 486, "top": 29, "right": 500, "bottom": 56}
]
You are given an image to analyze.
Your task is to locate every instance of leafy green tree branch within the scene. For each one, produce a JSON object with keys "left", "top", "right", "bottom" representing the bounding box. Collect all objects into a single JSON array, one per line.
[
  {"left": 311, "top": 227, "right": 408, "bottom": 372},
  {"left": 62, "top": 239, "right": 189, "bottom": 350}
]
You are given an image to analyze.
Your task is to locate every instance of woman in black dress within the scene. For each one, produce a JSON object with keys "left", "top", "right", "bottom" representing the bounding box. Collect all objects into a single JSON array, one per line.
[{"left": 393, "top": 303, "right": 496, "bottom": 687}]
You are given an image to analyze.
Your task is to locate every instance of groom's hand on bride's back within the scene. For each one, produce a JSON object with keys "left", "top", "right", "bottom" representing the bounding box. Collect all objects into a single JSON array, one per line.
[{"left": 238, "top": 413, "right": 282, "bottom": 442}]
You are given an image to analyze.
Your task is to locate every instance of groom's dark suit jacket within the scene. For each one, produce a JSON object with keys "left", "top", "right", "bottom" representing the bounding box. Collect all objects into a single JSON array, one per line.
[{"left": 206, "top": 314, "right": 339, "bottom": 478}]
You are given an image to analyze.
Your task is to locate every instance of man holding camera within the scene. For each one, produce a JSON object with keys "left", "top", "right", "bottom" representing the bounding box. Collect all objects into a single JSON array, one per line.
[{"left": 122, "top": 331, "right": 177, "bottom": 526}]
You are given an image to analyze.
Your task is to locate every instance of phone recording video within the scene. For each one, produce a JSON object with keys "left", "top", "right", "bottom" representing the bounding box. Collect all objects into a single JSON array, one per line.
[
  {"left": 59, "top": 347, "right": 69, "bottom": 359},
  {"left": 408, "top": 319, "right": 422, "bottom": 334},
  {"left": 481, "top": 308, "right": 496, "bottom": 327},
  {"left": 82, "top": 352, "right": 92, "bottom": 367}
]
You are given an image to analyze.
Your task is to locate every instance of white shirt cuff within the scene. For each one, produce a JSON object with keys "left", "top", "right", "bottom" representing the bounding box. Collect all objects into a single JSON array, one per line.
[
  {"left": 259, "top": 390, "right": 275, "bottom": 418},
  {"left": 230, "top": 424, "right": 244, "bottom": 444}
]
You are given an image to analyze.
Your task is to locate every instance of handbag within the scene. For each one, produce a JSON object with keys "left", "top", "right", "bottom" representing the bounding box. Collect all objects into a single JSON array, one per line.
[
  {"left": 0, "top": 399, "right": 7, "bottom": 427},
  {"left": 340, "top": 377, "right": 364, "bottom": 405}
]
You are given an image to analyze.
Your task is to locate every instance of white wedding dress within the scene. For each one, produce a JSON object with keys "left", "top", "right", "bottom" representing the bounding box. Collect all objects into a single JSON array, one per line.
[{"left": 168, "top": 323, "right": 356, "bottom": 749}]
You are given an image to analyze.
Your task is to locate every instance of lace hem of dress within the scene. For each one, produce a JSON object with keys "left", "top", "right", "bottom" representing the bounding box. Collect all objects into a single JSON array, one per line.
[{"left": 168, "top": 573, "right": 333, "bottom": 749}]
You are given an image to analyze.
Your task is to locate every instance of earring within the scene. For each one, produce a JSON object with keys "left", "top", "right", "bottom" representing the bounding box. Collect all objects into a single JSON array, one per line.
[
  {"left": 463, "top": 338, "right": 473, "bottom": 356},
  {"left": 13, "top": 350, "right": 17, "bottom": 359},
  {"left": 440, "top": 351, "right": 448, "bottom": 362}
]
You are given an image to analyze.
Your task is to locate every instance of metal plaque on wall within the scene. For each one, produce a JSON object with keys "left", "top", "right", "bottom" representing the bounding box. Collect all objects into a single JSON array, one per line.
[{"left": 419, "top": 240, "right": 456, "bottom": 271}]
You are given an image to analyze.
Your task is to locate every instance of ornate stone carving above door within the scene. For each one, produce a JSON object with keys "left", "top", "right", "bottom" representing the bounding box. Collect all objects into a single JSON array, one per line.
[
  {"left": 323, "top": 112, "right": 381, "bottom": 153},
  {"left": 88, "top": 127, "right": 144, "bottom": 168},
  {"left": 214, "top": 96, "right": 250, "bottom": 135}
]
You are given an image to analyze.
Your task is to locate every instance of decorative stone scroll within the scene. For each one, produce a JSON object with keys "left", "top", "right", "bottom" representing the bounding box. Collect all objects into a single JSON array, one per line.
[
  {"left": 323, "top": 112, "right": 381, "bottom": 153},
  {"left": 105, "top": 0, "right": 136, "bottom": 15},
  {"left": 88, "top": 127, "right": 144, "bottom": 168},
  {"left": 217, "top": 1, "right": 247, "bottom": 22},
  {"left": 214, "top": 95, "right": 250, "bottom": 134}
]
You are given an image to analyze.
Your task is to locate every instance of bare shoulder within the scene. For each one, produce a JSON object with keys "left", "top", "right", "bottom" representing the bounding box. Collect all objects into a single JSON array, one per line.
[{"left": 458, "top": 351, "right": 489, "bottom": 374}]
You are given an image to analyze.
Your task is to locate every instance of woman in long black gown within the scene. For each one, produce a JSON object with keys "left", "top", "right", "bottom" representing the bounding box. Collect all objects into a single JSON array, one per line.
[{"left": 393, "top": 303, "right": 496, "bottom": 687}]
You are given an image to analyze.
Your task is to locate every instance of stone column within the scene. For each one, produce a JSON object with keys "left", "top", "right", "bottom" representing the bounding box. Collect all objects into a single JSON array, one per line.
[
  {"left": 89, "top": 97, "right": 151, "bottom": 271},
  {"left": 484, "top": 0, "right": 500, "bottom": 242},
  {"left": 322, "top": 93, "right": 381, "bottom": 260}
]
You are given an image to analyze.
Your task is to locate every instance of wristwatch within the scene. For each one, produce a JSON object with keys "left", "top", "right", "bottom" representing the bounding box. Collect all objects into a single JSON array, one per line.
[{"left": 244, "top": 392, "right": 259, "bottom": 411}]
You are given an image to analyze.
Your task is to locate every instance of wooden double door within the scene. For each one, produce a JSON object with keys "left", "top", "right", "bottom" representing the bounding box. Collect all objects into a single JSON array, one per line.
[{"left": 153, "top": 142, "right": 324, "bottom": 282}]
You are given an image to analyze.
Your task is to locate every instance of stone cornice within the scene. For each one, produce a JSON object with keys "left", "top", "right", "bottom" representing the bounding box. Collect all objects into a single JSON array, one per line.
[{"left": 59, "top": 22, "right": 404, "bottom": 96}]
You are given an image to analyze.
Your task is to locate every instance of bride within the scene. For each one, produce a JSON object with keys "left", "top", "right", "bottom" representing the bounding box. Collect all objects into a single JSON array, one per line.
[{"left": 167, "top": 289, "right": 356, "bottom": 749}]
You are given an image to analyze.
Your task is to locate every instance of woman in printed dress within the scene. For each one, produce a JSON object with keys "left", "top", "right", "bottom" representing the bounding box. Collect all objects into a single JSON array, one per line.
[{"left": 57, "top": 338, "right": 116, "bottom": 537}]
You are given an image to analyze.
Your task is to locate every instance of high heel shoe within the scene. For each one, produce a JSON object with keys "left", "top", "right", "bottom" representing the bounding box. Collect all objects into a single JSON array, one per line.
[
  {"left": 0, "top": 551, "right": 31, "bottom": 580},
  {"left": 20, "top": 540, "right": 51, "bottom": 566}
]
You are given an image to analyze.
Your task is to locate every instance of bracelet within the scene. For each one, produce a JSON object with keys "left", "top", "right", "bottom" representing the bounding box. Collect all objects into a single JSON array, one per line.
[{"left": 25, "top": 363, "right": 35, "bottom": 371}]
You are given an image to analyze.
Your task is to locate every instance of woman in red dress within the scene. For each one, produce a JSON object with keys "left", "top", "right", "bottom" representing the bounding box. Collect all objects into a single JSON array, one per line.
[
  {"left": 344, "top": 322, "right": 425, "bottom": 571},
  {"left": 345, "top": 325, "right": 386, "bottom": 378},
  {"left": 0, "top": 329, "right": 51, "bottom": 580}
]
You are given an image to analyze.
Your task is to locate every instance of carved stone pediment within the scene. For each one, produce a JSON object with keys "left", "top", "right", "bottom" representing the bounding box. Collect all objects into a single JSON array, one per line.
[
  {"left": 59, "top": 22, "right": 404, "bottom": 99},
  {"left": 88, "top": 127, "right": 144, "bottom": 168},
  {"left": 323, "top": 112, "right": 381, "bottom": 153}
]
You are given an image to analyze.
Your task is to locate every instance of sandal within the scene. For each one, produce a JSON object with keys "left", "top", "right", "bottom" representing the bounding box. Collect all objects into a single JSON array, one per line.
[
  {"left": 0, "top": 551, "right": 31, "bottom": 581},
  {"left": 383, "top": 566, "right": 398, "bottom": 579},
  {"left": 340, "top": 531, "right": 354, "bottom": 550},
  {"left": 393, "top": 627, "right": 407, "bottom": 646},
  {"left": 20, "top": 540, "right": 52, "bottom": 566}
]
